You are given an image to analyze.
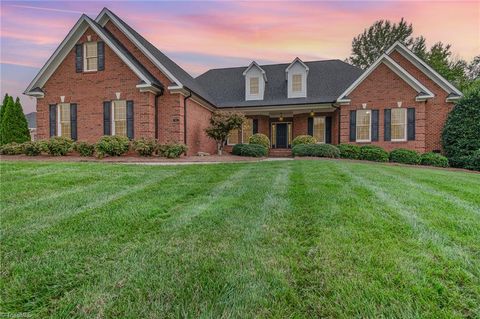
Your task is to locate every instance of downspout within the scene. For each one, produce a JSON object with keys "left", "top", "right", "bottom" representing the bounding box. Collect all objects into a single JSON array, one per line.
[
  {"left": 332, "top": 103, "right": 341, "bottom": 145},
  {"left": 154, "top": 93, "right": 160, "bottom": 139},
  {"left": 183, "top": 89, "right": 192, "bottom": 145}
]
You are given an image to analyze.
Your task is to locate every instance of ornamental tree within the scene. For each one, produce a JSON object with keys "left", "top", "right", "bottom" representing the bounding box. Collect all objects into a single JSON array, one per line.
[
  {"left": 205, "top": 111, "right": 245, "bottom": 155},
  {"left": 0, "top": 97, "right": 31, "bottom": 145}
]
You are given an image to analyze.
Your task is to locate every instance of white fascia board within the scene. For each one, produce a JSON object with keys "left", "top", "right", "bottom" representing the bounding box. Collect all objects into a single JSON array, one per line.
[
  {"left": 25, "top": 15, "right": 153, "bottom": 95},
  {"left": 222, "top": 103, "right": 333, "bottom": 113},
  {"left": 95, "top": 9, "right": 183, "bottom": 87},
  {"left": 286, "top": 57, "right": 309, "bottom": 73},
  {"left": 386, "top": 41, "right": 463, "bottom": 97},
  {"left": 336, "top": 54, "right": 434, "bottom": 103},
  {"left": 243, "top": 61, "right": 267, "bottom": 81}
]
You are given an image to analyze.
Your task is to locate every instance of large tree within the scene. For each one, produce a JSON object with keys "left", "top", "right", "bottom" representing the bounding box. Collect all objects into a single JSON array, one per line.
[
  {"left": 0, "top": 97, "right": 31, "bottom": 145},
  {"left": 205, "top": 111, "right": 245, "bottom": 155}
]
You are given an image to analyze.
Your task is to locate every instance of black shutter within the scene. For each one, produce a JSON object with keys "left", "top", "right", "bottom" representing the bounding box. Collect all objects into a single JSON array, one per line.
[
  {"left": 371, "top": 110, "right": 379, "bottom": 141},
  {"left": 70, "top": 103, "right": 77, "bottom": 140},
  {"left": 407, "top": 108, "right": 416, "bottom": 140},
  {"left": 253, "top": 119, "right": 258, "bottom": 134},
  {"left": 97, "top": 42, "right": 105, "bottom": 71},
  {"left": 103, "top": 101, "right": 111, "bottom": 135},
  {"left": 307, "top": 117, "right": 313, "bottom": 136},
  {"left": 325, "top": 116, "right": 332, "bottom": 144},
  {"left": 75, "top": 44, "right": 83, "bottom": 73},
  {"left": 349, "top": 110, "right": 356, "bottom": 142},
  {"left": 49, "top": 104, "right": 57, "bottom": 137},
  {"left": 127, "top": 100, "right": 134, "bottom": 139},
  {"left": 384, "top": 109, "right": 391, "bottom": 141}
]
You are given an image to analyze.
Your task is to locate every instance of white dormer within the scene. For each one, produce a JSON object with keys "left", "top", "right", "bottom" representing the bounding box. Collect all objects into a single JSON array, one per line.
[
  {"left": 286, "top": 57, "right": 308, "bottom": 98},
  {"left": 243, "top": 61, "right": 267, "bottom": 101}
]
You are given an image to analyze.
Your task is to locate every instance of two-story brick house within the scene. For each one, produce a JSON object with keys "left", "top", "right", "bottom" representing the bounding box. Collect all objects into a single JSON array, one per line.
[{"left": 25, "top": 8, "right": 462, "bottom": 155}]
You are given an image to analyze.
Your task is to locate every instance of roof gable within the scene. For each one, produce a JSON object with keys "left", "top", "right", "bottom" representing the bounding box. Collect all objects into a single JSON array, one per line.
[
  {"left": 24, "top": 15, "right": 161, "bottom": 96},
  {"left": 243, "top": 61, "right": 267, "bottom": 81}
]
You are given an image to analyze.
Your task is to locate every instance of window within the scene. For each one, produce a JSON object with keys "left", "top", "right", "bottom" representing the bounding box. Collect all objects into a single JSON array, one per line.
[
  {"left": 242, "top": 119, "right": 253, "bottom": 143},
  {"left": 227, "top": 128, "right": 240, "bottom": 145},
  {"left": 292, "top": 74, "right": 302, "bottom": 92},
  {"left": 313, "top": 116, "right": 325, "bottom": 143},
  {"left": 356, "top": 110, "right": 371, "bottom": 142},
  {"left": 84, "top": 42, "right": 98, "bottom": 71},
  {"left": 112, "top": 100, "right": 127, "bottom": 136},
  {"left": 249, "top": 77, "right": 259, "bottom": 95},
  {"left": 58, "top": 103, "right": 71, "bottom": 137},
  {"left": 391, "top": 108, "right": 407, "bottom": 141}
]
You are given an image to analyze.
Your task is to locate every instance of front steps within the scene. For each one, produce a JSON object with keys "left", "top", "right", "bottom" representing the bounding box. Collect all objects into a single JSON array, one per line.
[{"left": 269, "top": 148, "right": 292, "bottom": 157}]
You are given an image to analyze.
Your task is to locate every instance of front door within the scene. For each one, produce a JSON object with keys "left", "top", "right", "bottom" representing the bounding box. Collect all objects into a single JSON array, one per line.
[{"left": 276, "top": 123, "right": 288, "bottom": 148}]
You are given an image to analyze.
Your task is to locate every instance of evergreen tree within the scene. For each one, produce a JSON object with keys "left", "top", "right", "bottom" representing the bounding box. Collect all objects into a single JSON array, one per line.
[
  {"left": 0, "top": 97, "right": 31, "bottom": 145},
  {"left": 0, "top": 93, "right": 9, "bottom": 124}
]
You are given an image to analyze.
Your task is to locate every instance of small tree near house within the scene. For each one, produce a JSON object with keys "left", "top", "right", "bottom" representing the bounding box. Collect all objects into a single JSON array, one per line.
[
  {"left": 0, "top": 97, "right": 31, "bottom": 145},
  {"left": 205, "top": 111, "right": 245, "bottom": 155}
]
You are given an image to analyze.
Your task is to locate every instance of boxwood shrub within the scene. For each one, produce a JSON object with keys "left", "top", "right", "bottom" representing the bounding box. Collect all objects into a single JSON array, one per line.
[
  {"left": 157, "top": 143, "right": 188, "bottom": 158},
  {"left": 359, "top": 145, "right": 389, "bottom": 162},
  {"left": 0, "top": 142, "right": 24, "bottom": 155},
  {"left": 420, "top": 152, "right": 449, "bottom": 167},
  {"left": 95, "top": 136, "right": 130, "bottom": 158},
  {"left": 389, "top": 148, "right": 421, "bottom": 165},
  {"left": 132, "top": 138, "right": 157, "bottom": 157},
  {"left": 292, "top": 144, "right": 340, "bottom": 158},
  {"left": 23, "top": 141, "right": 42, "bottom": 156},
  {"left": 46, "top": 137, "right": 74, "bottom": 156},
  {"left": 338, "top": 144, "right": 361, "bottom": 159},
  {"left": 248, "top": 133, "right": 270, "bottom": 149},
  {"left": 292, "top": 135, "right": 316, "bottom": 147},
  {"left": 232, "top": 144, "right": 267, "bottom": 157},
  {"left": 74, "top": 141, "right": 95, "bottom": 157}
]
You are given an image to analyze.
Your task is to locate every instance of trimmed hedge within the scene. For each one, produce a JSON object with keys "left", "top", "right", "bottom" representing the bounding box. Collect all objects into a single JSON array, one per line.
[
  {"left": 338, "top": 144, "right": 361, "bottom": 159},
  {"left": 420, "top": 152, "right": 449, "bottom": 167},
  {"left": 157, "top": 143, "right": 188, "bottom": 158},
  {"left": 292, "top": 135, "right": 316, "bottom": 147},
  {"left": 45, "top": 137, "right": 74, "bottom": 156},
  {"left": 292, "top": 144, "right": 340, "bottom": 158},
  {"left": 249, "top": 133, "right": 270, "bottom": 149},
  {"left": 132, "top": 138, "right": 157, "bottom": 157},
  {"left": 389, "top": 148, "right": 421, "bottom": 165},
  {"left": 95, "top": 136, "right": 130, "bottom": 158},
  {"left": 0, "top": 142, "right": 24, "bottom": 155},
  {"left": 23, "top": 141, "right": 42, "bottom": 156},
  {"left": 75, "top": 141, "right": 95, "bottom": 157},
  {"left": 359, "top": 145, "right": 389, "bottom": 162},
  {"left": 232, "top": 144, "right": 268, "bottom": 157}
]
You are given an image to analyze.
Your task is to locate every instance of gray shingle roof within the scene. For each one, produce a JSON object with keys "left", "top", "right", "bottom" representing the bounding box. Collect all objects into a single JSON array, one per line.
[{"left": 196, "top": 60, "right": 363, "bottom": 108}]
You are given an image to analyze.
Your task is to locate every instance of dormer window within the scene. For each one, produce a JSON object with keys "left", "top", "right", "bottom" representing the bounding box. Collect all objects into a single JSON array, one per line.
[
  {"left": 249, "top": 77, "right": 259, "bottom": 95},
  {"left": 286, "top": 58, "right": 308, "bottom": 98},
  {"left": 84, "top": 42, "right": 98, "bottom": 71},
  {"left": 292, "top": 74, "right": 302, "bottom": 92},
  {"left": 243, "top": 61, "right": 267, "bottom": 101}
]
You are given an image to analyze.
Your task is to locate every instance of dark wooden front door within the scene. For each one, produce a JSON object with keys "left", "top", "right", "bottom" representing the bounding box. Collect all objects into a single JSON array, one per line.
[{"left": 276, "top": 123, "right": 288, "bottom": 148}]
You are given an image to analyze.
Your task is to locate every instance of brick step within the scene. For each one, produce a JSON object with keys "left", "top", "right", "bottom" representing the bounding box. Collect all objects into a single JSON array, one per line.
[{"left": 269, "top": 148, "right": 292, "bottom": 157}]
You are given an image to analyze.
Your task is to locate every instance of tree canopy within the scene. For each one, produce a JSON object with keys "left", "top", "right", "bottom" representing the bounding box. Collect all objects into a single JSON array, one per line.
[{"left": 205, "top": 111, "right": 245, "bottom": 155}]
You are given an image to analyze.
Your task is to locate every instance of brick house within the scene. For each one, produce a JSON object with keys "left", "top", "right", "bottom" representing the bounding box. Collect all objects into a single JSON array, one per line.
[{"left": 25, "top": 8, "right": 462, "bottom": 155}]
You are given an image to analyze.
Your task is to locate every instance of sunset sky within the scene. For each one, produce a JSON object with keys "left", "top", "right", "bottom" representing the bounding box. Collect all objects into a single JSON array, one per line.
[{"left": 1, "top": 1, "right": 479, "bottom": 113}]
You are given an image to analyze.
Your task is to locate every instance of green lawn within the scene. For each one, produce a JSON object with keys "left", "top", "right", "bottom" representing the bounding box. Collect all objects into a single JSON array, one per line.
[{"left": 1, "top": 160, "right": 479, "bottom": 318}]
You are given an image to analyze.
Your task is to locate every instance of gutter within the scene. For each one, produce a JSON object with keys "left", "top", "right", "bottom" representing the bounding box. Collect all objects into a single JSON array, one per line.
[{"left": 183, "top": 89, "right": 192, "bottom": 144}]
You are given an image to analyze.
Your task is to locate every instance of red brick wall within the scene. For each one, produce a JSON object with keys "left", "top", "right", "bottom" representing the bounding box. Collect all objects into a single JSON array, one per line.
[
  {"left": 37, "top": 28, "right": 156, "bottom": 142},
  {"left": 293, "top": 111, "right": 338, "bottom": 144},
  {"left": 185, "top": 99, "right": 216, "bottom": 155},
  {"left": 339, "top": 62, "right": 427, "bottom": 152}
]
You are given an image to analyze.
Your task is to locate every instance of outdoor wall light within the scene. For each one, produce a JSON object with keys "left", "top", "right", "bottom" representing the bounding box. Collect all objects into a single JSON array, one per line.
[
  {"left": 279, "top": 113, "right": 284, "bottom": 121},
  {"left": 397, "top": 101, "right": 402, "bottom": 108},
  {"left": 310, "top": 110, "right": 315, "bottom": 116}
]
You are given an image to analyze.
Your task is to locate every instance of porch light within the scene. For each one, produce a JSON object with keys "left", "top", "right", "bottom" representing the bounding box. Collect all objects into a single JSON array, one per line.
[
  {"left": 310, "top": 110, "right": 315, "bottom": 116},
  {"left": 279, "top": 113, "right": 284, "bottom": 121},
  {"left": 397, "top": 101, "right": 402, "bottom": 108}
]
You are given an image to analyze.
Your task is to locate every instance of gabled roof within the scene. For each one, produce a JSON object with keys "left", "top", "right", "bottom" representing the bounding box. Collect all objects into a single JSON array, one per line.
[
  {"left": 95, "top": 8, "right": 215, "bottom": 104},
  {"left": 196, "top": 60, "right": 363, "bottom": 108},
  {"left": 24, "top": 14, "right": 161, "bottom": 96},
  {"left": 285, "top": 57, "right": 309, "bottom": 73},
  {"left": 386, "top": 41, "right": 463, "bottom": 99},
  {"left": 337, "top": 54, "right": 435, "bottom": 103},
  {"left": 243, "top": 61, "right": 267, "bottom": 81}
]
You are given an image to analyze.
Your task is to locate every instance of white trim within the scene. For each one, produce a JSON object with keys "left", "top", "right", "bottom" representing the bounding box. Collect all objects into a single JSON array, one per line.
[
  {"left": 313, "top": 116, "right": 326, "bottom": 144},
  {"left": 386, "top": 41, "right": 463, "bottom": 98},
  {"left": 96, "top": 8, "right": 183, "bottom": 87},
  {"left": 356, "top": 109, "right": 372, "bottom": 143},
  {"left": 337, "top": 54, "right": 434, "bottom": 103},
  {"left": 390, "top": 107, "right": 408, "bottom": 142},
  {"left": 285, "top": 57, "right": 309, "bottom": 75},
  {"left": 243, "top": 61, "right": 267, "bottom": 81},
  {"left": 83, "top": 41, "right": 98, "bottom": 72}
]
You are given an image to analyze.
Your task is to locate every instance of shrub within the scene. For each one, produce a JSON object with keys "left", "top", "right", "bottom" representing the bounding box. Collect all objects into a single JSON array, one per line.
[
  {"left": 442, "top": 85, "right": 480, "bottom": 168},
  {"left": 465, "top": 149, "right": 480, "bottom": 171},
  {"left": 292, "top": 135, "right": 317, "bottom": 147},
  {"left": 46, "top": 137, "right": 74, "bottom": 156},
  {"left": 132, "top": 138, "right": 157, "bottom": 157},
  {"left": 74, "top": 141, "right": 95, "bottom": 157},
  {"left": 389, "top": 148, "right": 421, "bottom": 165},
  {"left": 95, "top": 136, "right": 130, "bottom": 158},
  {"left": 359, "top": 145, "right": 389, "bottom": 162},
  {"left": 249, "top": 133, "right": 270, "bottom": 149},
  {"left": 23, "top": 141, "right": 42, "bottom": 156},
  {"left": 157, "top": 143, "right": 188, "bottom": 158},
  {"left": 37, "top": 140, "right": 49, "bottom": 153},
  {"left": 292, "top": 144, "right": 340, "bottom": 158},
  {"left": 0, "top": 142, "right": 24, "bottom": 155},
  {"left": 338, "top": 144, "right": 361, "bottom": 159},
  {"left": 232, "top": 144, "right": 268, "bottom": 157},
  {"left": 420, "top": 152, "right": 449, "bottom": 167}
]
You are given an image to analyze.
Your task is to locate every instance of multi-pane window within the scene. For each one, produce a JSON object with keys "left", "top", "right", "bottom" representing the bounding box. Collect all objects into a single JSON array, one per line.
[
  {"left": 356, "top": 110, "right": 371, "bottom": 142},
  {"left": 227, "top": 128, "right": 240, "bottom": 145},
  {"left": 242, "top": 119, "right": 253, "bottom": 143},
  {"left": 391, "top": 108, "right": 407, "bottom": 141},
  {"left": 58, "top": 103, "right": 71, "bottom": 137},
  {"left": 84, "top": 42, "right": 98, "bottom": 71},
  {"left": 113, "top": 100, "right": 127, "bottom": 136},
  {"left": 292, "top": 74, "right": 302, "bottom": 92},
  {"left": 249, "top": 77, "right": 259, "bottom": 95},
  {"left": 313, "top": 116, "right": 325, "bottom": 143}
]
